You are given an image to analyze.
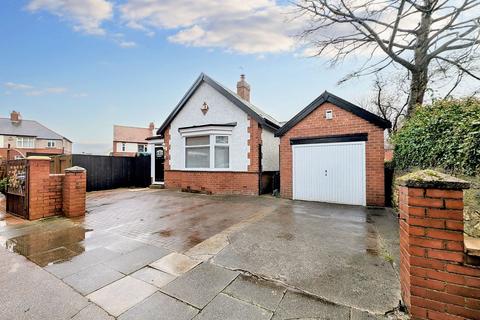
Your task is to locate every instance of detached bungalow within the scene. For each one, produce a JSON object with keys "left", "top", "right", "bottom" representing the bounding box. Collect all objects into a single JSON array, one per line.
[
  {"left": 151, "top": 73, "right": 280, "bottom": 195},
  {"left": 151, "top": 73, "right": 392, "bottom": 206}
]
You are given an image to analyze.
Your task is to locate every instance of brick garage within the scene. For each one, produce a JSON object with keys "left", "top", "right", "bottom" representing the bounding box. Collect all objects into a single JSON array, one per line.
[{"left": 276, "top": 92, "right": 391, "bottom": 206}]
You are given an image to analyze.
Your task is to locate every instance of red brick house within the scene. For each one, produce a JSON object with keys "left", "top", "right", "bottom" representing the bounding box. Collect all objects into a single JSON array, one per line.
[
  {"left": 112, "top": 123, "right": 155, "bottom": 157},
  {"left": 275, "top": 92, "right": 391, "bottom": 206},
  {"left": 155, "top": 73, "right": 281, "bottom": 195},
  {"left": 0, "top": 111, "right": 72, "bottom": 160}
]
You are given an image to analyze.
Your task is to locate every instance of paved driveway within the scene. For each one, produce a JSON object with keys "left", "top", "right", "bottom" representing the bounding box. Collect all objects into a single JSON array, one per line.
[{"left": 0, "top": 189, "right": 402, "bottom": 319}]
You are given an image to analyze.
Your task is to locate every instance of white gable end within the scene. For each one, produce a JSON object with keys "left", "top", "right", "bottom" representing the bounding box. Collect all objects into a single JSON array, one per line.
[{"left": 169, "top": 82, "right": 250, "bottom": 171}]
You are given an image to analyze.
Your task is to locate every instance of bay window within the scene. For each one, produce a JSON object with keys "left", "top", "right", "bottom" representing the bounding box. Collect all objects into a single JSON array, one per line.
[{"left": 185, "top": 135, "right": 230, "bottom": 169}]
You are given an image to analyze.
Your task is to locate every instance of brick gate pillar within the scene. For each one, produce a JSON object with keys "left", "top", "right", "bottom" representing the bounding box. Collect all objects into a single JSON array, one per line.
[
  {"left": 397, "top": 170, "right": 480, "bottom": 319},
  {"left": 27, "top": 156, "right": 52, "bottom": 220},
  {"left": 63, "top": 166, "right": 87, "bottom": 218}
]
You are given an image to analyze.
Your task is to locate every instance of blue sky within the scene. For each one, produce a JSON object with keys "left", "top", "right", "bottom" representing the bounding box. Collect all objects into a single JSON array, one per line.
[{"left": 0, "top": 0, "right": 373, "bottom": 154}]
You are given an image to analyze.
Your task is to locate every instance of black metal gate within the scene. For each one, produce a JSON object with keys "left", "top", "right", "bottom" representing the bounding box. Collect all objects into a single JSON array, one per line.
[{"left": 6, "top": 159, "right": 29, "bottom": 218}]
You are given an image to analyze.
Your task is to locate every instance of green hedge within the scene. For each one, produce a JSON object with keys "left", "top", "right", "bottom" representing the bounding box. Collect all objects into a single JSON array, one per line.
[{"left": 392, "top": 98, "right": 480, "bottom": 176}]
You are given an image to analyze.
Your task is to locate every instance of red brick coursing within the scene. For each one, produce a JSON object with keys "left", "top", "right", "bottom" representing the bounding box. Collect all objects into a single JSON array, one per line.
[
  {"left": 163, "top": 118, "right": 262, "bottom": 195},
  {"left": 165, "top": 171, "right": 259, "bottom": 195},
  {"left": 399, "top": 186, "right": 480, "bottom": 320},
  {"left": 279, "top": 102, "right": 385, "bottom": 206},
  {"left": 28, "top": 159, "right": 86, "bottom": 220},
  {"left": 63, "top": 171, "right": 87, "bottom": 218}
]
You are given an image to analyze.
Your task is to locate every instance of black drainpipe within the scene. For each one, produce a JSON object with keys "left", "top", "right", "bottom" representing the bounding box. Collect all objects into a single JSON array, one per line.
[{"left": 258, "top": 143, "right": 263, "bottom": 195}]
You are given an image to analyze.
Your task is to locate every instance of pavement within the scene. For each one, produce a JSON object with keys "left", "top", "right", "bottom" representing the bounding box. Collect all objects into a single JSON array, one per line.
[{"left": 0, "top": 189, "right": 403, "bottom": 319}]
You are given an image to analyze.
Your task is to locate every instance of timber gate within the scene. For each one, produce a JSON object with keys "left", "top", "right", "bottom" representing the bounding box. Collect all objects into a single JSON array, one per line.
[{"left": 5, "top": 159, "right": 29, "bottom": 218}]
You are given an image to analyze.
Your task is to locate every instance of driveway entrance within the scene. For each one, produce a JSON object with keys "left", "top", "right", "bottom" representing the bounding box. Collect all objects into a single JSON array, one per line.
[{"left": 0, "top": 189, "right": 401, "bottom": 319}]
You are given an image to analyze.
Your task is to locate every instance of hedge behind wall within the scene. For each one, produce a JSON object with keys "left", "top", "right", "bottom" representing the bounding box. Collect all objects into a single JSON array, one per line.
[{"left": 392, "top": 98, "right": 480, "bottom": 176}]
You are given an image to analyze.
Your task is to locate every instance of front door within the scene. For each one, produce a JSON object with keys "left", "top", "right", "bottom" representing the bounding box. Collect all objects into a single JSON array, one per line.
[{"left": 154, "top": 146, "right": 164, "bottom": 182}]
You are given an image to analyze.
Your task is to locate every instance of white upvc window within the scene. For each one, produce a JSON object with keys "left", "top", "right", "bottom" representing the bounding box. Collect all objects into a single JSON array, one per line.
[
  {"left": 185, "top": 135, "right": 230, "bottom": 169},
  {"left": 138, "top": 144, "right": 147, "bottom": 153},
  {"left": 16, "top": 137, "right": 35, "bottom": 148},
  {"left": 47, "top": 140, "right": 56, "bottom": 148}
]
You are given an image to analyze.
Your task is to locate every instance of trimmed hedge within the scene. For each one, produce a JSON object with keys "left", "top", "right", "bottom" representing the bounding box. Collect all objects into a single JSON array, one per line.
[{"left": 392, "top": 98, "right": 480, "bottom": 176}]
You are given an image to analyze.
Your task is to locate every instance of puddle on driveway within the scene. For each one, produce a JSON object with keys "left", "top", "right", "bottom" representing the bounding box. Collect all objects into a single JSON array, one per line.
[{"left": 5, "top": 225, "right": 88, "bottom": 267}]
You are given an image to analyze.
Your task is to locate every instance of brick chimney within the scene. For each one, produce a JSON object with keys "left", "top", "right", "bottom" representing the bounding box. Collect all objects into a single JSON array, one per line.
[
  {"left": 149, "top": 122, "right": 155, "bottom": 131},
  {"left": 10, "top": 111, "right": 21, "bottom": 122},
  {"left": 237, "top": 74, "right": 250, "bottom": 102}
]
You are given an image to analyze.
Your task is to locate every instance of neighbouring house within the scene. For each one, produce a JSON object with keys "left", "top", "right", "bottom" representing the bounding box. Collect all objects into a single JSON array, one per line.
[
  {"left": 112, "top": 123, "right": 155, "bottom": 157},
  {"left": 275, "top": 92, "right": 391, "bottom": 206},
  {"left": 0, "top": 111, "right": 72, "bottom": 160},
  {"left": 151, "top": 73, "right": 281, "bottom": 195}
]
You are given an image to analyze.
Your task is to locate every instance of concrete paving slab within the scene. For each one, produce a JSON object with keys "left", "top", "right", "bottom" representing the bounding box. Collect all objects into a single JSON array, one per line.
[
  {"left": 272, "top": 290, "right": 351, "bottom": 320},
  {"left": 103, "top": 244, "right": 170, "bottom": 275},
  {"left": 131, "top": 266, "right": 177, "bottom": 288},
  {"left": 63, "top": 263, "right": 124, "bottom": 295},
  {"left": 118, "top": 292, "right": 198, "bottom": 320},
  {"left": 161, "top": 262, "right": 238, "bottom": 309},
  {"left": 45, "top": 247, "right": 119, "bottom": 279},
  {"left": 71, "top": 303, "right": 114, "bottom": 320},
  {"left": 223, "top": 274, "right": 285, "bottom": 311},
  {"left": 86, "top": 276, "right": 157, "bottom": 317},
  {"left": 104, "top": 236, "right": 146, "bottom": 254},
  {"left": 195, "top": 293, "right": 272, "bottom": 320},
  {"left": 150, "top": 252, "right": 201, "bottom": 276},
  {"left": 0, "top": 248, "right": 89, "bottom": 320},
  {"left": 214, "top": 202, "right": 400, "bottom": 314}
]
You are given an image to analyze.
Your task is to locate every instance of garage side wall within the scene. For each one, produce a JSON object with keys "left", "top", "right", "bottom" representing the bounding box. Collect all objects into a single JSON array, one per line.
[{"left": 279, "top": 102, "right": 386, "bottom": 206}]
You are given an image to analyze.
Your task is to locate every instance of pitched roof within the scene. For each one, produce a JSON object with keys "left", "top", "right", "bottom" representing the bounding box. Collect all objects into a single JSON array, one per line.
[
  {"left": 0, "top": 118, "right": 71, "bottom": 141},
  {"left": 275, "top": 91, "right": 391, "bottom": 137},
  {"left": 157, "top": 73, "right": 280, "bottom": 135},
  {"left": 114, "top": 125, "right": 153, "bottom": 143}
]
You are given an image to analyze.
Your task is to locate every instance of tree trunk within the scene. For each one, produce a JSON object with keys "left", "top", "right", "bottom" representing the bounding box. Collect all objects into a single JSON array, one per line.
[
  {"left": 407, "top": 1, "right": 432, "bottom": 117},
  {"left": 407, "top": 68, "right": 428, "bottom": 117}
]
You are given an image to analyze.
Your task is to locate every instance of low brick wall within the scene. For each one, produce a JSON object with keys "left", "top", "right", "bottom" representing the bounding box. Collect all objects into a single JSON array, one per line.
[
  {"left": 27, "top": 158, "right": 86, "bottom": 220},
  {"left": 398, "top": 170, "right": 480, "bottom": 319},
  {"left": 165, "top": 170, "right": 259, "bottom": 195}
]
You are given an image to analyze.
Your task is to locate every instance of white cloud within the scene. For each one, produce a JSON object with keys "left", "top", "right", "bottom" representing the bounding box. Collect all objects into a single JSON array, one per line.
[
  {"left": 4, "top": 82, "right": 34, "bottom": 90},
  {"left": 118, "top": 40, "right": 137, "bottom": 48},
  {"left": 25, "top": 87, "right": 68, "bottom": 96},
  {"left": 120, "top": 0, "right": 300, "bottom": 54},
  {"left": 27, "top": 0, "right": 113, "bottom": 35},
  {"left": 3, "top": 82, "right": 68, "bottom": 96}
]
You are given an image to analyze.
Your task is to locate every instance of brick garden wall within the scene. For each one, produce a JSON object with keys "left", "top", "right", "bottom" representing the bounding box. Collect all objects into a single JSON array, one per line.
[
  {"left": 27, "top": 158, "right": 86, "bottom": 220},
  {"left": 398, "top": 174, "right": 480, "bottom": 320},
  {"left": 279, "top": 102, "right": 386, "bottom": 206}
]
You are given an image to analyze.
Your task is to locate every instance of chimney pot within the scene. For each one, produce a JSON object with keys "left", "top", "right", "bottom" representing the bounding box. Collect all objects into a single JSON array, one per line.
[
  {"left": 10, "top": 111, "right": 21, "bottom": 122},
  {"left": 149, "top": 122, "right": 155, "bottom": 131},
  {"left": 237, "top": 74, "right": 250, "bottom": 102}
]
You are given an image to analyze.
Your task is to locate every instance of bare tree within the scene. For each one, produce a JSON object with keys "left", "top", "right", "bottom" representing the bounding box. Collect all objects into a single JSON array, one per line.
[
  {"left": 296, "top": 0, "right": 480, "bottom": 116},
  {"left": 367, "top": 73, "right": 410, "bottom": 132}
]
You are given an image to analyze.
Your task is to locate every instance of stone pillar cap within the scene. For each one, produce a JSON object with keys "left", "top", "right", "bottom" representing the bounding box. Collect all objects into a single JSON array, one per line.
[
  {"left": 65, "top": 166, "right": 86, "bottom": 173},
  {"left": 26, "top": 156, "right": 51, "bottom": 160},
  {"left": 397, "top": 169, "right": 470, "bottom": 190}
]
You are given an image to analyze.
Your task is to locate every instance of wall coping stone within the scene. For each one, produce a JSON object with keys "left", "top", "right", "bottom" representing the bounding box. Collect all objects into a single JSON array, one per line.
[
  {"left": 465, "top": 236, "right": 480, "bottom": 257},
  {"left": 26, "top": 156, "right": 51, "bottom": 161},
  {"left": 65, "top": 166, "right": 86, "bottom": 173},
  {"left": 397, "top": 169, "right": 470, "bottom": 190}
]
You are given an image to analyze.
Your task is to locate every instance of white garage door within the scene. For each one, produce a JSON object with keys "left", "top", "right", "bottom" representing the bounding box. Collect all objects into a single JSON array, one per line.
[{"left": 292, "top": 141, "right": 366, "bottom": 206}]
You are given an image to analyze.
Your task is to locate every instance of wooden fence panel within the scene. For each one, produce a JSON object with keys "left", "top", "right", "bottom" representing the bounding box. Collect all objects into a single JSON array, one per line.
[{"left": 70, "top": 154, "right": 151, "bottom": 191}]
